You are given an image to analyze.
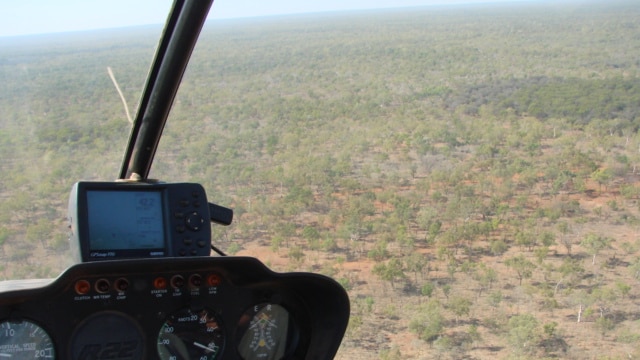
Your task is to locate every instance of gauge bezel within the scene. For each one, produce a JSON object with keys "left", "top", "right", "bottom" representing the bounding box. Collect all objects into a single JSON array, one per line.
[
  {"left": 69, "top": 310, "right": 145, "bottom": 360},
  {"left": 236, "top": 302, "right": 303, "bottom": 360}
]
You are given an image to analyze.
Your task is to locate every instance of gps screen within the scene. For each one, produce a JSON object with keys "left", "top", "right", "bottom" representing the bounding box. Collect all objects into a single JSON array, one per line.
[{"left": 86, "top": 190, "right": 165, "bottom": 251}]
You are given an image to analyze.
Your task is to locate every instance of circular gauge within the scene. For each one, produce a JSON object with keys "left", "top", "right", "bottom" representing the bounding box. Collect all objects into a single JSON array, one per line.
[
  {"left": 237, "top": 303, "right": 291, "bottom": 360},
  {"left": 70, "top": 311, "right": 144, "bottom": 359},
  {"left": 157, "top": 307, "right": 223, "bottom": 360},
  {"left": 0, "top": 319, "right": 55, "bottom": 358}
]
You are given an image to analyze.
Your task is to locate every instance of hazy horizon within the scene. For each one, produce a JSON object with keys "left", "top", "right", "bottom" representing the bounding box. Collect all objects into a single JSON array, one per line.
[{"left": 0, "top": 0, "right": 551, "bottom": 38}]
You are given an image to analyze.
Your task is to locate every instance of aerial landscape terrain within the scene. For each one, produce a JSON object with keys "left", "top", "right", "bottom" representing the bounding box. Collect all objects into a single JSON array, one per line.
[{"left": 1, "top": 1, "right": 640, "bottom": 358}]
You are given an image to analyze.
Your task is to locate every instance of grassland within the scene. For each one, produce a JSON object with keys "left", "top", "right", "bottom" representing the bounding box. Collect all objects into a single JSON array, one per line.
[{"left": 1, "top": 1, "right": 640, "bottom": 358}]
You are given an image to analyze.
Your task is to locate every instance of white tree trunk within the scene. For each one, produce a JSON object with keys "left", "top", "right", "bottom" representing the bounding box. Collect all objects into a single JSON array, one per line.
[
  {"left": 554, "top": 279, "right": 562, "bottom": 296},
  {"left": 577, "top": 304, "right": 583, "bottom": 323}
]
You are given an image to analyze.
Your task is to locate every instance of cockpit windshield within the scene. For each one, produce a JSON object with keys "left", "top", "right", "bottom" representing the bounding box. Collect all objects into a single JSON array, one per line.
[{"left": 0, "top": 1, "right": 171, "bottom": 275}]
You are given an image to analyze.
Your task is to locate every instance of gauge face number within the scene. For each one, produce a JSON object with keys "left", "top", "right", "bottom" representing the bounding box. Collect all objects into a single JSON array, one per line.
[
  {"left": 238, "top": 304, "right": 290, "bottom": 360},
  {"left": 0, "top": 320, "right": 55, "bottom": 358},
  {"left": 157, "top": 308, "right": 223, "bottom": 360}
]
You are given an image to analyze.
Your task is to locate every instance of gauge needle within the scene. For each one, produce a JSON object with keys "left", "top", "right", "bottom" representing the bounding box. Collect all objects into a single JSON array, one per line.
[{"left": 193, "top": 341, "right": 216, "bottom": 352}]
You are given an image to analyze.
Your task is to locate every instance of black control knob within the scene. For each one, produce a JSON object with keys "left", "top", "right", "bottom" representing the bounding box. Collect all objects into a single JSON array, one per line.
[{"left": 186, "top": 212, "right": 204, "bottom": 231}]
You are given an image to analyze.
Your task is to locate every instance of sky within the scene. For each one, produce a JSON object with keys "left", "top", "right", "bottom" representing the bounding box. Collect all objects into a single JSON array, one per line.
[{"left": 0, "top": 0, "right": 539, "bottom": 37}]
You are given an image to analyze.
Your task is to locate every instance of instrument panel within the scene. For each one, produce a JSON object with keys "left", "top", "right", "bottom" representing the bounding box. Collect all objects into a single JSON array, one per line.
[{"left": 0, "top": 257, "right": 349, "bottom": 359}]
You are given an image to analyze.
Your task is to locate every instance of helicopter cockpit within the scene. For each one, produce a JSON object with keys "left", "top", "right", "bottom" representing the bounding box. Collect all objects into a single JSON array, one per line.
[{"left": 0, "top": 1, "right": 350, "bottom": 359}]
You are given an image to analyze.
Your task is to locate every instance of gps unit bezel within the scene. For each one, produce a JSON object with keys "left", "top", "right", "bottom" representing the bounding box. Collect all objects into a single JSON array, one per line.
[{"left": 68, "top": 181, "right": 212, "bottom": 263}]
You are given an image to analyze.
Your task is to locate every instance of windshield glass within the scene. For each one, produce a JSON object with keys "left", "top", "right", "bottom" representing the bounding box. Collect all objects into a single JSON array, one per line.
[
  {"left": 0, "top": 1, "right": 172, "bottom": 275},
  {"left": 3, "top": 1, "right": 640, "bottom": 359}
]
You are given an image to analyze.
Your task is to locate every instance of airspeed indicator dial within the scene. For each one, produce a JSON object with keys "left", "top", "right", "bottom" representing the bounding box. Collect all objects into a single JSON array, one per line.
[{"left": 157, "top": 307, "right": 223, "bottom": 360}]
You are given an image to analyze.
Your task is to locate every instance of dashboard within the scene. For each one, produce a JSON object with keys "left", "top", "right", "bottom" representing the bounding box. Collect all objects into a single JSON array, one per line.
[{"left": 0, "top": 256, "right": 349, "bottom": 359}]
